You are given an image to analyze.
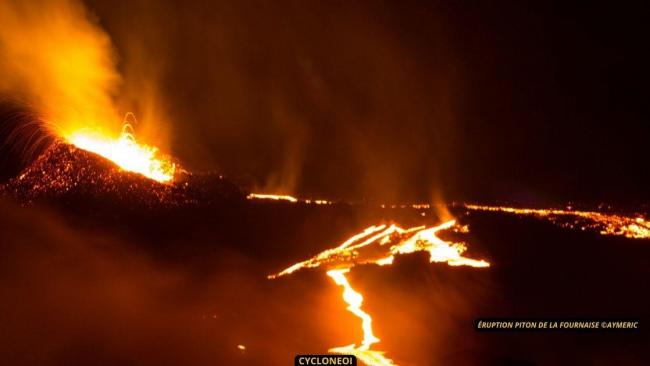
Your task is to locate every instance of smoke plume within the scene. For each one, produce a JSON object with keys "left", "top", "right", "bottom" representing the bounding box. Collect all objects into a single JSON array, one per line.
[{"left": 0, "top": 0, "right": 120, "bottom": 134}]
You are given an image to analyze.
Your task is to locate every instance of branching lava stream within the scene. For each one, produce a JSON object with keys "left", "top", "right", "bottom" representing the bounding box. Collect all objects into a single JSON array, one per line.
[{"left": 269, "top": 220, "right": 490, "bottom": 365}]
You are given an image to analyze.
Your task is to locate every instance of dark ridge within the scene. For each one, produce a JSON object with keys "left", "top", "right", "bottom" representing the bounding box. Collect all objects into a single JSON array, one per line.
[{"left": 1, "top": 140, "right": 245, "bottom": 210}]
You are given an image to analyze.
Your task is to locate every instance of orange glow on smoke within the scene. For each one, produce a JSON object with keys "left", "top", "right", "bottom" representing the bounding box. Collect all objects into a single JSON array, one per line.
[
  {"left": 65, "top": 120, "right": 176, "bottom": 183},
  {"left": 0, "top": 1, "right": 175, "bottom": 184},
  {"left": 0, "top": 0, "right": 122, "bottom": 144},
  {"left": 270, "top": 220, "right": 489, "bottom": 365}
]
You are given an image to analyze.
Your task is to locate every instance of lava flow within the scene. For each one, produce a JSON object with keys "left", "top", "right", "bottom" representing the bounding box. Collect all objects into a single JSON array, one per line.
[
  {"left": 464, "top": 204, "right": 650, "bottom": 239},
  {"left": 327, "top": 269, "right": 394, "bottom": 366},
  {"left": 247, "top": 193, "right": 332, "bottom": 204},
  {"left": 269, "top": 220, "right": 489, "bottom": 365},
  {"left": 247, "top": 193, "right": 298, "bottom": 202},
  {"left": 64, "top": 121, "right": 177, "bottom": 183}
]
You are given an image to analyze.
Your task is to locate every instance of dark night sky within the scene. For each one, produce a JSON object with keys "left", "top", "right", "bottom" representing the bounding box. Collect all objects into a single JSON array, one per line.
[{"left": 5, "top": 0, "right": 650, "bottom": 205}]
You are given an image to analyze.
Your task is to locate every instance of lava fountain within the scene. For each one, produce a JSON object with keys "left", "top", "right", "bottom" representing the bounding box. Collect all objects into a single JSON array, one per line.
[
  {"left": 0, "top": 1, "right": 176, "bottom": 184},
  {"left": 63, "top": 115, "right": 176, "bottom": 183}
]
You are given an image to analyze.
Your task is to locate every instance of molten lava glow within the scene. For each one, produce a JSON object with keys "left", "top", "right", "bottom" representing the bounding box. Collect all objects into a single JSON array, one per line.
[
  {"left": 246, "top": 193, "right": 333, "bottom": 205},
  {"left": 465, "top": 204, "right": 650, "bottom": 239},
  {"left": 65, "top": 124, "right": 176, "bottom": 183},
  {"left": 269, "top": 220, "right": 489, "bottom": 279},
  {"left": 247, "top": 193, "right": 333, "bottom": 205},
  {"left": 269, "top": 220, "right": 489, "bottom": 365},
  {"left": 327, "top": 269, "right": 396, "bottom": 366},
  {"left": 247, "top": 193, "right": 298, "bottom": 202}
]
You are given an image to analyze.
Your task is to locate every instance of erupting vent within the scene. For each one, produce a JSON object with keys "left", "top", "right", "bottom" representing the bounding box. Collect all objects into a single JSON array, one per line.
[
  {"left": 64, "top": 120, "right": 176, "bottom": 183},
  {"left": 1, "top": 140, "right": 242, "bottom": 208}
]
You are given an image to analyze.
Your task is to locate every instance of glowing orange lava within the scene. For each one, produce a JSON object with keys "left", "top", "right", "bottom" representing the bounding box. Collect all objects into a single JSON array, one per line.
[
  {"left": 464, "top": 204, "right": 650, "bottom": 239},
  {"left": 247, "top": 193, "right": 333, "bottom": 205},
  {"left": 269, "top": 220, "right": 489, "bottom": 365},
  {"left": 327, "top": 269, "right": 396, "bottom": 366},
  {"left": 65, "top": 122, "right": 176, "bottom": 183},
  {"left": 246, "top": 193, "right": 298, "bottom": 202},
  {"left": 269, "top": 220, "right": 489, "bottom": 279}
]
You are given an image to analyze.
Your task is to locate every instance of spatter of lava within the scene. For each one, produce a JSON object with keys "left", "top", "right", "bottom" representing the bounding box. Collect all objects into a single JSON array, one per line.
[
  {"left": 65, "top": 122, "right": 176, "bottom": 183},
  {"left": 2, "top": 141, "right": 242, "bottom": 208},
  {"left": 464, "top": 204, "right": 650, "bottom": 239},
  {"left": 269, "top": 220, "right": 489, "bottom": 366}
]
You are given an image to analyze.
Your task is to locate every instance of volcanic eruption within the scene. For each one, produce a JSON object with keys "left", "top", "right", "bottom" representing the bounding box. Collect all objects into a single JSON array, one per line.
[
  {"left": 1, "top": 1, "right": 649, "bottom": 365},
  {"left": 64, "top": 114, "right": 176, "bottom": 183}
]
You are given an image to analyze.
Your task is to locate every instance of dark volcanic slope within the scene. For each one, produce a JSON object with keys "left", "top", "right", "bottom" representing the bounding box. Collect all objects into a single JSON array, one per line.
[{"left": 1, "top": 140, "right": 244, "bottom": 209}]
